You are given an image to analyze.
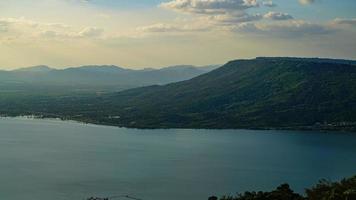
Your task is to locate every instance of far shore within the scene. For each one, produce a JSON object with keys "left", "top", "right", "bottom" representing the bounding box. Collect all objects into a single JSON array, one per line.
[{"left": 1, "top": 115, "right": 355, "bottom": 133}]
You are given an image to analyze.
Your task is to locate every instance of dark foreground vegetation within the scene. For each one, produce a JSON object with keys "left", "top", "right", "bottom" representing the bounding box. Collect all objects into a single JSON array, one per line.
[
  {"left": 1, "top": 57, "right": 356, "bottom": 131},
  {"left": 212, "top": 175, "right": 356, "bottom": 200}
]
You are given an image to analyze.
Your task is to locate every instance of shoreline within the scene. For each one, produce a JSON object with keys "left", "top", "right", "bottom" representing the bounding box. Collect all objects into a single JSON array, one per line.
[{"left": 1, "top": 115, "right": 355, "bottom": 133}]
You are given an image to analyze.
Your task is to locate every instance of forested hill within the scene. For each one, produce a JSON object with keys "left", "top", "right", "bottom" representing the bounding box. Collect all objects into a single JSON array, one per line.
[{"left": 1, "top": 57, "right": 356, "bottom": 130}]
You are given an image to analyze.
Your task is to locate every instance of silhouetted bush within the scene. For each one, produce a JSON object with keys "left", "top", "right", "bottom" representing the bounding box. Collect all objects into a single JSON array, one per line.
[
  {"left": 208, "top": 196, "right": 218, "bottom": 200},
  {"left": 220, "top": 184, "right": 304, "bottom": 200},
  {"left": 306, "top": 176, "right": 356, "bottom": 200},
  {"left": 218, "top": 175, "right": 355, "bottom": 200}
]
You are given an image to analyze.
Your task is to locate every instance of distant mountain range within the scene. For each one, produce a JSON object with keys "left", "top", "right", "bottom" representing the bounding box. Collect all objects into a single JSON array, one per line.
[
  {"left": 1, "top": 57, "right": 355, "bottom": 131},
  {"left": 0, "top": 64, "right": 220, "bottom": 94}
]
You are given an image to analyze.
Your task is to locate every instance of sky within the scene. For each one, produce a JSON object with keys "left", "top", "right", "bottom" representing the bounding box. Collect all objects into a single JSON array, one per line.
[{"left": 0, "top": 0, "right": 355, "bottom": 69}]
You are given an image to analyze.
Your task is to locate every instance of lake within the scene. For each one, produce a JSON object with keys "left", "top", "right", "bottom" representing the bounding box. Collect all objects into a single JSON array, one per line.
[{"left": 0, "top": 118, "right": 355, "bottom": 200}]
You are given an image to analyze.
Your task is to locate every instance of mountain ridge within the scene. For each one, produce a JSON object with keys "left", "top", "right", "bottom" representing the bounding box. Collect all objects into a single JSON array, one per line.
[
  {"left": 1, "top": 57, "right": 354, "bottom": 131},
  {"left": 0, "top": 64, "right": 220, "bottom": 94},
  {"left": 14, "top": 65, "right": 54, "bottom": 72}
]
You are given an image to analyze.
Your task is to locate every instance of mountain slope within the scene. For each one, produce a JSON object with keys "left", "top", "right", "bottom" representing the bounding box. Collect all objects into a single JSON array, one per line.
[
  {"left": 74, "top": 57, "right": 356, "bottom": 129},
  {"left": 1, "top": 57, "right": 355, "bottom": 130},
  {"left": 0, "top": 64, "right": 219, "bottom": 94},
  {"left": 14, "top": 65, "right": 54, "bottom": 72}
]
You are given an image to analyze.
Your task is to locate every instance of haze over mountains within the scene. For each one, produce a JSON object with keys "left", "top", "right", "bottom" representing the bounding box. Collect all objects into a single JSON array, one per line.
[
  {"left": 0, "top": 64, "right": 220, "bottom": 94},
  {"left": 1, "top": 57, "right": 355, "bottom": 131}
]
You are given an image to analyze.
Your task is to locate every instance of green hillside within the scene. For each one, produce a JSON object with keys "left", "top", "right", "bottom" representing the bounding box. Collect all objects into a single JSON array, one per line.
[{"left": 1, "top": 57, "right": 356, "bottom": 130}]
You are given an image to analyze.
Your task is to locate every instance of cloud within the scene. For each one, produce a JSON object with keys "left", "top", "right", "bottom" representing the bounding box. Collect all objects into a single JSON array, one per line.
[
  {"left": 0, "top": 17, "right": 105, "bottom": 42},
  {"left": 233, "top": 20, "right": 333, "bottom": 37},
  {"left": 262, "top": 1, "right": 276, "bottom": 7},
  {"left": 299, "top": 0, "right": 315, "bottom": 5},
  {"left": 78, "top": 27, "right": 103, "bottom": 37},
  {"left": 137, "top": 12, "right": 265, "bottom": 33},
  {"left": 38, "top": 27, "right": 104, "bottom": 39},
  {"left": 211, "top": 13, "right": 262, "bottom": 24},
  {"left": 138, "top": 0, "right": 325, "bottom": 36},
  {"left": 158, "top": 0, "right": 273, "bottom": 29},
  {"left": 134, "top": 0, "right": 343, "bottom": 40},
  {"left": 137, "top": 23, "right": 209, "bottom": 33},
  {"left": 264, "top": 12, "right": 293, "bottom": 20},
  {"left": 39, "top": 30, "right": 61, "bottom": 38},
  {"left": 160, "top": 0, "right": 259, "bottom": 15},
  {"left": 137, "top": 23, "right": 185, "bottom": 32},
  {"left": 65, "top": 0, "right": 91, "bottom": 3},
  {"left": 0, "top": 17, "right": 70, "bottom": 29},
  {"left": 0, "top": 21, "right": 9, "bottom": 32},
  {"left": 0, "top": 17, "right": 39, "bottom": 28},
  {"left": 332, "top": 18, "right": 356, "bottom": 27}
]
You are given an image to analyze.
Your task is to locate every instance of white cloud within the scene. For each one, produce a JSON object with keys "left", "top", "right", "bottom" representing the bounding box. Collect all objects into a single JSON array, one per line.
[
  {"left": 137, "top": 0, "right": 332, "bottom": 37},
  {"left": 157, "top": 0, "right": 268, "bottom": 31},
  {"left": 160, "top": 0, "right": 259, "bottom": 15},
  {"left": 233, "top": 20, "right": 333, "bottom": 37},
  {"left": 211, "top": 13, "right": 262, "bottom": 24},
  {"left": 262, "top": 1, "right": 276, "bottom": 7},
  {"left": 0, "top": 17, "right": 105, "bottom": 42},
  {"left": 0, "top": 17, "right": 70, "bottom": 29},
  {"left": 0, "top": 21, "right": 9, "bottom": 32},
  {"left": 0, "top": 17, "right": 39, "bottom": 27},
  {"left": 332, "top": 18, "right": 356, "bottom": 27},
  {"left": 299, "top": 0, "right": 315, "bottom": 5},
  {"left": 78, "top": 27, "right": 103, "bottom": 37},
  {"left": 39, "top": 30, "right": 61, "bottom": 38},
  {"left": 137, "top": 12, "right": 265, "bottom": 33},
  {"left": 137, "top": 22, "right": 210, "bottom": 33},
  {"left": 137, "top": 23, "right": 185, "bottom": 32},
  {"left": 264, "top": 12, "right": 293, "bottom": 20}
]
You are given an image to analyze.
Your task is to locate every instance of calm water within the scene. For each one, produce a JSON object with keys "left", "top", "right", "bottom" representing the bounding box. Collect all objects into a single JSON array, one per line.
[{"left": 0, "top": 118, "right": 355, "bottom": 200}]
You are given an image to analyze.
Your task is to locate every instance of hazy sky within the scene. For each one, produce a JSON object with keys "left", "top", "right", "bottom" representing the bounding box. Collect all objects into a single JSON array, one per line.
[{"left": 0, "top": 0, "right": 355, "bottom": 69}]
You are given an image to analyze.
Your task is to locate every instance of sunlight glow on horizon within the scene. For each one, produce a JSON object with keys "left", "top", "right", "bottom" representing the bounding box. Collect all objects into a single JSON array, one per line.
[{"left": 0, "top": 0, "right": 355, "bottom": 69}]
